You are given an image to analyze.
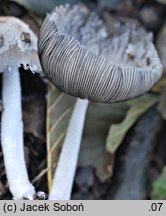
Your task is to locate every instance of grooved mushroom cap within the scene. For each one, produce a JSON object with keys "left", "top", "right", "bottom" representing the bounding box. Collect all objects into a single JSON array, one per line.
[
  {"left": 38, "top": 4, "right": 163, "bottom": 103},
  {"left": 0, "top": 16, "right": 41, "bottom": 73}
]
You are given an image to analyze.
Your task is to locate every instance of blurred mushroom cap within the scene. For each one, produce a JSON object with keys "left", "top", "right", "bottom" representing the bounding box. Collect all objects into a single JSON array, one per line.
[
  {"left": 38, "top": 4, "right": 163, "bottom": 103},
  {"left": 0, "top": 16, "right": 41, "bottom": 73}
]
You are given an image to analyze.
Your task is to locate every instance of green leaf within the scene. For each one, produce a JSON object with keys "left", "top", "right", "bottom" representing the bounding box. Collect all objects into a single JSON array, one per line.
[
  {"left": 47, "top": 82, "right": 158, "bottom": 184},
  {"left": 151, "top": 167, "right": 166, "bottom": 200},
  {"left": 78, "top": 102, "right": 129, "bottom": 181},
  {"left": 46, "top": 82, "right": 75, "bottom": 190},
  {"left": 106, "top": 94, "right": 158, "bottom": 154}
]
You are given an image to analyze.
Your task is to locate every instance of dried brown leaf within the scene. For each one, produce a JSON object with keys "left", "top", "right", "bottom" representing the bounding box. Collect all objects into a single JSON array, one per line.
[{"left": 46, "top": 82, "right": 75, "bottom": 190}]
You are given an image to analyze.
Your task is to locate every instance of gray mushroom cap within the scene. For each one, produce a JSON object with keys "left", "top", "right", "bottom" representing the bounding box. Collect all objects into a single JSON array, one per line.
[
  {"left": 0, "top": 16, "right": 41, "bottom": 73},
  {"left": 38, "top": 4, "right": 163, "bottom": 103}
]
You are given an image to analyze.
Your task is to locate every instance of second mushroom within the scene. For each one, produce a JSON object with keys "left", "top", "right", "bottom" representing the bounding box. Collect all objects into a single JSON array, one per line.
[{"left": 0, "top": 16, "right": 41, "bottom": 199}]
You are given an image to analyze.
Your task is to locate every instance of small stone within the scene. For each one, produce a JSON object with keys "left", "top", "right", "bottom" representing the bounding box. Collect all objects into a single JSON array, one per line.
[{"left": 34, "top": 191, "right": 47, "bottom": 200}]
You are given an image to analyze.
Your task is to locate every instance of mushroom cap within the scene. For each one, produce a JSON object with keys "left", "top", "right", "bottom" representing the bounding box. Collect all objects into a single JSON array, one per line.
[
  {"left": 38, "top": 4, "right": 163, "bottom": 103},
  {"left": 0, "top": 16, "right": 41, "bottom": 73}
]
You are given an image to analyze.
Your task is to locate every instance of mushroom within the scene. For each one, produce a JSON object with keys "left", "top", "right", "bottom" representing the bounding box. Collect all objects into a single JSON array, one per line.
[
  {"left": 0, "top": 16, "right": 41, "bottom": 199},
  {"left": 38, "top": 4, "right": 163, "bottom": 200}
]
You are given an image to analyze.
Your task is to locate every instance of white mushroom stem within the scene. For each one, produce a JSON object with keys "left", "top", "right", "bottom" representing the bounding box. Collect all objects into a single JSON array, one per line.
[
  {"left": 1, "top": 69, "right": 35, "bottom": 200},
  {"left": 49, "top": 98, "right": 89, "bottom": 200}
]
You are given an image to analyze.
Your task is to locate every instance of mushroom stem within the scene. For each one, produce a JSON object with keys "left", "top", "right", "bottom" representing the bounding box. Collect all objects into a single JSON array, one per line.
[
  {"left": 49, "top": 98, "right": 89, "bottom": 200},
  {"left": 1, "top": 69, "right": 35, "bottom": 200}
]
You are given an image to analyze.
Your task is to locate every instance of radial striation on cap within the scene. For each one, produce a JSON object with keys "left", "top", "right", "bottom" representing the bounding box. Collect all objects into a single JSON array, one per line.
[{"left": 38, "top": 4, "right": 163, "bottom": 103}]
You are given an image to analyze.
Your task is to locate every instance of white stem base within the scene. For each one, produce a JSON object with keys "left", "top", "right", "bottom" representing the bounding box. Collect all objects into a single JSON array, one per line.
[
  {"left": 49, "top": 98, "right": 89, "bottom": 200},
  {"left": 1, "top": 70, "right": 35, "bottom": 200}
]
